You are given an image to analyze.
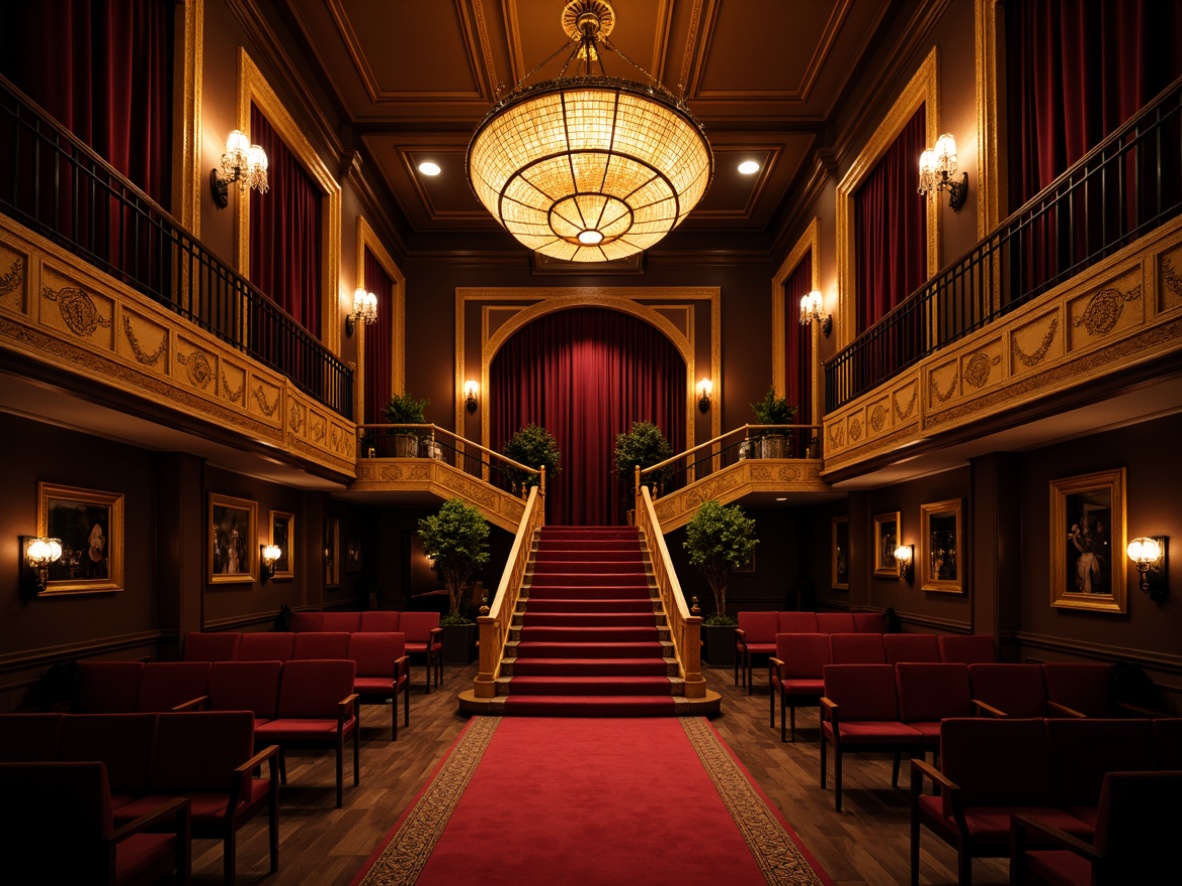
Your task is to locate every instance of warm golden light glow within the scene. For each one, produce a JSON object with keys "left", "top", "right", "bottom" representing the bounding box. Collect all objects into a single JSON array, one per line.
[
  {"left": 738, "top": 160, "right": 760, "bottom": 175},
  {"left": 26, "top": 537, "right": 62, "bottom": 566},
  {"left": 894, "top": 544, "right": 913, "bottom": 563},
  {"left": 419, "top": 161, "right": 441, "bottom": 176},
  {"left": 1128, "top": 537, "right": 1161, "bottom": 563},
  {"left": 697, "top": 378, "right": 713, "bottom": 399},
  {"left": 262, "top": 544, "right": 282, "bottom": 565}
]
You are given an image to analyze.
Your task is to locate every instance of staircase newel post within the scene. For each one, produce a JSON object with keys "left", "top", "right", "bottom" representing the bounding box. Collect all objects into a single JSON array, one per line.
[
  {"left": 682, "top": 613, "right": 705, "bottom": 698},
  {"left": 539, "top": 465, "right": 546, "bottom": 500},
  {"left": 634, "top": 464, "right": 642, "bottom": 518},
  {"left": 474, "top": 615, "right": 498, "bottom": 698}
]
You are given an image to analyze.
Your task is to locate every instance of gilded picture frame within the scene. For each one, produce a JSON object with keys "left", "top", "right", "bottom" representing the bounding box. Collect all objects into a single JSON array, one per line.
[
  {"left": 1050, "top": 469, "right": 1126, "bottom": 613},
  {"left": 921, "top": 499, "right": 963, "bottom": 593},
  {"left": 874, "top": 512, "right": 901, "bottom": 577},
  {"left": 38, "top": 482, "right": 124, "bottom": 595},
  {"left": 209, "top": 493, "right": 257, "bottom": 585},
  {"left": 324, "top": 515, "right": 340, "bottom": 588},
  {"left": 269, "top": 510, "right": 294, "bottom": 580},
  {"left": 832, "top": 516, "right": 850, "bottom": 589}
]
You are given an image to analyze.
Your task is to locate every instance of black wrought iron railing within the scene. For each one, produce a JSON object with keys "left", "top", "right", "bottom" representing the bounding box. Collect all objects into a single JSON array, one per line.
[
  {"left": 0, "top": 76, "right": 353, "bottom": 419},
  {"left": 826, "top": 76, "right": 1182, "bottom": 412}
]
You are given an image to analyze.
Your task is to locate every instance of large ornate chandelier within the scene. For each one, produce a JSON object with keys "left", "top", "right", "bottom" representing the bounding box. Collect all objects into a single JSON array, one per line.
[{"left": 467, "top": 0, "right": 713, "bottom": 263}]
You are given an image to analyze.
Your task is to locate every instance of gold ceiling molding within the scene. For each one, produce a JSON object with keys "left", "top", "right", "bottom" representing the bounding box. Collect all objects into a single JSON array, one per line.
[
  {"left": 771, "top": 217, "right": 821, "bottom": 425},
  {"left": 354, "top": 216, "right": 405, "bottom": 423},
  {"left": 836, "top": 46, "right": 940, "bottom": 350},
  {"left": 233, "top": 48, "right": 343, "bottom": 357}
]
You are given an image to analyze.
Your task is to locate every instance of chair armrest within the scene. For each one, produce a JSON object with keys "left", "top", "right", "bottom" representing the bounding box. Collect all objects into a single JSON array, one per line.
[
  {"left": 110, "top": 796, "right": 190, "bottom": 843},
  {"left": 1118, "top": 700, "right": 1169, "bottom": 718},
  {"left": 1047, "top": 700, "right": 1087, "bottom": 718},
  {"left": 819, "top": 696, "right": 839, "bottom": 730},
  {"left": 910, "top": 757, "right": 956, "bottom": 794},
  {"left": 428, "top": 627, "right": 443, "bottom": 641},
  {"left": 971, "top": 698, "right": 1008, "bottom": 718},
  {"left": 338, "top": 693, "right": 360, "bottom": 724},
  {"left": 227, "top": 743, "right": 279, "bottom": 809},
  {"left": 171, "top": 694, "right": 208, "bottom": 711},
  {"left": 393, "top": 654, "right": 410, "bottom": 681},
  {"left": 237, "top": 742, "right": 279, "bottom": 776},
  {"left": 1011, "top": 813, "right": 1100, "bottom": 861},
  {"left": 769, "top": 656, "right": 784, "bottom": 668}
]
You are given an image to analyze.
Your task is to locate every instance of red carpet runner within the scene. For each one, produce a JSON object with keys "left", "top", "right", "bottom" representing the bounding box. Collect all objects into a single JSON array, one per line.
[
  {"left": 352, "top": 717, "right": 832, "bottom": 886},
  {"left": 500, "top": 526, "right": 683, "bottom": 716}
]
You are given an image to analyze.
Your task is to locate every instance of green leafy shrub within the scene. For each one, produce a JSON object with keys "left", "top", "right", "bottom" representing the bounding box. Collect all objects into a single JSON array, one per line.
[
  {"left": 385, "top": 392, "right": 429, "bottom": 435},
  {"left": 683, "top": 499, "right": 757, "bottom": 619},
  {"left": 502, "top": 423, "right": 561, "bottom": 489},
  {"left": 614, "top": 421, "right": 674, "bottom": 486},
  {"left": 750, "top": 387, "right": 796, "bottom": 435},
  {"left": 417, "top": 499, "right": 490, "bottom": 616}
]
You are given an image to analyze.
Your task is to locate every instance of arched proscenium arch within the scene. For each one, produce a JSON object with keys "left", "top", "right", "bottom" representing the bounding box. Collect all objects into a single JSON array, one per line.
[{"left": 481, "top": 295, "right": 696, "bottom": 463}]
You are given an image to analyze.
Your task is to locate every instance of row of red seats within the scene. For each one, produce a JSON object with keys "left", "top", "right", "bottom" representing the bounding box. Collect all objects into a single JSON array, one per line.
[{"left": 734, "top": 610, "right": 885, "bottom": 689}]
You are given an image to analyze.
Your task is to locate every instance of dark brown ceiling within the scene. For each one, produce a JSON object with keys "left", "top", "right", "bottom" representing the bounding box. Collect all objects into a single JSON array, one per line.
[{"left": 281, "top": 0, "right": 897, "bottom": 257}]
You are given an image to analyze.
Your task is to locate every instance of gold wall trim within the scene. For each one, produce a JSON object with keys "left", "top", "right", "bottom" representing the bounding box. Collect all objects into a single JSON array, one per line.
[
  {"left": 836, "top": 47, "right": 940, "bottom": 350},
  {"left": 233, "top": 48, "right": 343, "bottom": 357},
  {"left": 976, "top": 0, "right": 1005, "bottom": 234},
  {"left": 772, "top": 217, "right": 822, "bottom": 425},
  {"left": 0, "top": 631, "right": 162, "bottom": 673},
  {"left": 355, "top": 215, "right": 406, "bottom": 421},
  {"left": 174, "top": 0, "right": 203, "bottom": 233}
]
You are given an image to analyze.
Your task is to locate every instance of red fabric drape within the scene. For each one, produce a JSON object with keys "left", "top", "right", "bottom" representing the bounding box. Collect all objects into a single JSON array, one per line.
[
  {"left": 490, "top": 308, "right": 686, "bottom": 526},
  {"left": 249, "top": 105, "right": 322, "bottom": 337},
  {"left": 784, "top": 254, "right": 813, "bottom": 427},
  {"left": 363, "top": 249, "right": 394, "bottom": 425}
]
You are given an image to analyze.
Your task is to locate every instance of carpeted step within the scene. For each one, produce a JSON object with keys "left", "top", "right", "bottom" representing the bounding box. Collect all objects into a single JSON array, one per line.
[
  {"left": 506, "top": 658, "right": 674, "bottom": 677},
  {"left": 521, "top": 598, "right": 656, "bottom": 613},
  {"left": 501, "top": 695, "right": 677, "bottom": 716},
  {"left": 540, "top": 527, "right": 639, "bottom": 538},
  {"left": 513, "top": 641, "right": 666, "bottom": 659},
  {"left": 527, "top": 571, "right": 649, "bottom": 586},
  {"left": 532, "top": 549, "right": 643, "bottom": 562},
  {"left": 507, "top": 676, "right": 675, "bottom": 696},
  {"left": 518, "top": 626, "right": 659, "bottom": 643},
  {"left": 520, "top": 612, "right": 658, "bottom": 628},
  {"left": 525, "top": 585, "right": 652, "bottom": 599},
  {"left": 530, "top": 560, "right": 648, "bottom": 574}
]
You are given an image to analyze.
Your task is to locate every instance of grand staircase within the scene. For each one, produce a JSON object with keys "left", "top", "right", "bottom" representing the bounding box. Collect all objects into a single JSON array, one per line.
[{"left": 492, "top": 526, "right": 697, "bottom": 716}]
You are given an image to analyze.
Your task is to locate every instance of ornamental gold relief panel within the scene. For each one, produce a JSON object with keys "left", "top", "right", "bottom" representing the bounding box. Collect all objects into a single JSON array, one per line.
[
  {"left": 1008, "top": 309, "right": 1062, "bottom": 375},
  {"left": 865, "top": 395, "right": 891, "bottom": 437},
  {"left": 40, "top": 268, "right": 114, "bottom": 349},
  {"left": 1066, "top": 269, "right": 1143, "bottom": 350},
  {"left": 248, "top": 377, "right": 282, "bottom": 425},
  {"left": 959, "top": 339, "right": 1004, "bottom": 394},
  {"left": 892, "top": 378, "right": 919, "bottom": 424},
  {"left": 218, "top": 361, "right": 247, "bottom": 407},
  {"left": 0, "top": 245, "right": 27, "bottom": 312},
  {"left": 927, "top": 357, "right": 960, "bottom": 408},
  {"left": 1158, "top": 245, "right": 1182, "bottom": 311},
  {"left": 175, "top": 338, "right": 217, "bottom": 393},
  {"left": 118, "top": 310, "right": 169, "bottom": 372}
]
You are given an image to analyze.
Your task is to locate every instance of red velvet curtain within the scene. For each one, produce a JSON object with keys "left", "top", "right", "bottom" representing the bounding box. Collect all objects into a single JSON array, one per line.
[
  {"left": 854, "top": 105, "right": 928, "bottom": 332},
  {"left": 490, "top": 308, "right": 686, "bottom": 526},
  {"left": 363, "top": 249, "right": 393, "bottom": 425},
  {"left": 784, "top": 254, "right": 813, "bottom": 426},
  {"left": 249, "top": 105, "right": 322, "bottom": 337}
]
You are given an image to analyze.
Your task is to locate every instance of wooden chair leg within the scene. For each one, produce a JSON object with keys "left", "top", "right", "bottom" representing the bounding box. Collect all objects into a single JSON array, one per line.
[
  {"left": 336, "top": 738, "right": 344, "bottom": 808},
  {"left": 391, "top": 697, "right": 397, "bottom": 741},
  {"left": 820, "top": 733, "right": 828, "bottom": 788},
  {"left": 789, "top": 704, "right": 796, "bottom": 742},
  {"left": 269, "top": 785, "right": 279, "bottom": 873},
  {"left": 769, "top": 680, "right": 776, "bottom": 729},
  {"left": 834, "top": 747, "right": 843, "bottom": 811},
  {"left": 404, "top": 685, "right": 410, "bottom": 726},
  {"left": 224, "top": 830, "right": 236, "bottom": 886},
  {"left": 353, "top": 724, "right": 360, "bottom": 786}
]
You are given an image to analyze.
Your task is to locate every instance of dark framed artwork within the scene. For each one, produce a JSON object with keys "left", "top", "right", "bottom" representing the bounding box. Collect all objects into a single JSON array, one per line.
[
  {"left": 1050, "top": 469, "right": 1126, "bottom": 613},
  {"left": 324, "top": 516, "right": 340, "bottom": 588},
  {"left": 874, "top": 512, "right": 901, "bottom": 577},
  {"left": 831, "top": 516, "right": 849, "bottom": 589},
  {"left": 921, "top": 499, "right": 963, "bottom": 593},
  {"left": 209, "top": 494, "right": 256, "bottom": 584},
  {"left": 346, "top": 539, "right": 362, "bottom": 573},
  {"left": 269, "top": 511, "right": 294, "bottom": 580},
  {"left": 38, "top": 482, "right": 124, "bottom": 595}
]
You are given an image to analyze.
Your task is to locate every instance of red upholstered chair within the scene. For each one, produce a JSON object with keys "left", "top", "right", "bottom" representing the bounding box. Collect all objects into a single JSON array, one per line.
[
  {"left": 237, "top": 632, "right": 294, "bottom": 662},
  {"left": 967, "top": 663, "right": 1048, "bottom": 717},
  {"left": 769, "top": 632, "right": 830, "bottom": 742},
  {"left": 1156, "top": 718, "right": 1182, "bottom": 767},
  {"left": 254, "top": 659, "right": 359, "bottom": 808},
  {"left": 289, "top": 612, "right": 324, "bottom": 632},
  {"left": 400, "top": 611, "right": 443, "bottom": 692},
  {"left": 851, "top": 611, "right": 884, "bottom": 632},
  {"left": 778, "top": 611, "right": 818, "bottom": 633},
  {"left": 59, "top": 713, "right": 159, "bottom": 807},
  {"left": 820, "top": 663, "right": 924, "bottom": 811},
  {"left": 182, "top": 631, "right": 241, "bottom": 661},
  {"left": 0, "top": 761, "right": 191, "bottom": 886},
  {"left": 320, "top": 612, "right": 362, "bottom": 632},
  {"left": 734, "top": 611, "right": 779, "bottom": 692},
  {"left": 829, "top": 632, "right": 886, "bottom": 664},
  {"left": 292, "top": 631, "right": 351, "bottom": 660},
  {"left": 883, "top": 633, "right": 942, "bottom": 665},
  {"left": 0, "top": 713, "right": 63, "bottom": 761},
  {"left": 115, "top": 711, "right": 278, "bottom": 886},
  {"left": 937, "top": 634, "right": 997, "bottom": 664},
  {"left": 816, "top": 612, "right": 855, "bottom": 634},
  {"left": 1011, "top": 770, "right": 1182, "bottom": 886},
  {"left": 360, "top": 610, "right": 401, "bottom": 632},
  {"left": 75, "top": 661, "right": 144, "bottom": 712},
  {"left": 895, "top": 662, "right": 973, "bottom": 757},
  {"left": 1039, "top": 662, "right": 1154, "bottom": 718},
  {"left": 205, "top": 661, "right": 283, "bottom": 729},
  {"left": 1046, "top": 718, "right": 1158, "bottom": 827},
  {"left": 135, "top": 662, "right": 212, "bottom": 712},
  {"left": 349, "top": 632, "right": 410, "bottom": 740}
]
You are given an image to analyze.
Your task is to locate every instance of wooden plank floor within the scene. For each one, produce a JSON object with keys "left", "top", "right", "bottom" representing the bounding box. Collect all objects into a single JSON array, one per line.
[{"left": 188, "top": 662, "right": 1009, "bottom": 885}]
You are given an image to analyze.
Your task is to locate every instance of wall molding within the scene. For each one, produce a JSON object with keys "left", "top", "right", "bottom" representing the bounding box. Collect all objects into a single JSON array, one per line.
[{"left": 0, "top": 630, "right": 162, "bottom": 674}]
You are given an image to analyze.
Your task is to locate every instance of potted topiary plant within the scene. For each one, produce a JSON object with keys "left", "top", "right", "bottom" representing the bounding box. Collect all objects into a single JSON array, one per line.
[
  {"left": 683, "top": 499, "right": 758, "bottom": 666},
  {"left": 417, "top": 498, "right": 490, "bottom": 664},
  {"left": 750, "top": 387, "right": 797, "bottom": 458},
  {"left": 502, "top": 423, "right": 561, "bottom": 495},
  {"left": 385, "top": 391, "right": 429, "bottom": 458},
  {"left": 613, "top": 420, "right": 674, "bottom": 494}
]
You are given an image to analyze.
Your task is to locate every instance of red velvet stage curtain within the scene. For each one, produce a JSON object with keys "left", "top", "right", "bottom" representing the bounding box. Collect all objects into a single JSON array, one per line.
[
  {"left": 784, "top": 254, "right": 813, "bottom": 427},
  {"left": 853, "top": 105, "right": 928, "bottom": 333},
  {"left": 363, "top": 249, "right": 394, "bottom": 425},
  {"left": 490, "top": 308, "right": 686, "bottom": 526}
]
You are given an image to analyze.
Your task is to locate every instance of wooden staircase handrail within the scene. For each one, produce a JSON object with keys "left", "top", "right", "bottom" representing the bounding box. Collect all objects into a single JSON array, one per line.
[
  {"left": 473, "top": 483, "right": 546, "bottom": 699},
  {"left": 634, "top": 485, "right": 705, "bottom": 700},
  {"left": 638, "top": 423, "right": 823, "bottom": 479},
  {"left": 356, "top": 423, "right": 542, "bottom": 481}
]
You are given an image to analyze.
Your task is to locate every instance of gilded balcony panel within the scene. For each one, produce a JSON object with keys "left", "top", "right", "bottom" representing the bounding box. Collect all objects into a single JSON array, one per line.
[
  {"left": 823, "top": 217, "right": 1182, "bottom": 475},
  {"left": 0, "top": 218, "right": 356, "bottom": 478}
]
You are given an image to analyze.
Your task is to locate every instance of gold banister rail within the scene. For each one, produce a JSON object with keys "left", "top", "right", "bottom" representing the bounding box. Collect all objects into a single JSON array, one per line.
[
  {"left": 633, "top": 485, "right": 704, "bottom": 699},
  {"left": 637, "top": 423, "right": 823, "bottom": 486},
  {"left": 474, "top": 483, "right": 546, "bottom": 699}
]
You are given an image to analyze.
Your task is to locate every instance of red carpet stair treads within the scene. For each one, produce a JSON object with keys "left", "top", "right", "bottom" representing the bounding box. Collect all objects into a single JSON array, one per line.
[
  {"left": 352, "top": 716, "right": 833, "bottom": 886},
  {"left": 497, "top": 526, "right": 689, "bottom": 716}
]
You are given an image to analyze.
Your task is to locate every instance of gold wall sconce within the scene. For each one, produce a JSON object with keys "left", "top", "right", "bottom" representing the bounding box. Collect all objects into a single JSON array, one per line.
[
  {"left": 918, "top": 133, "right": 968, "bottom": 210},
  {"left": 1127, "top": 536, "right": 1168, "bottom": 601},
  {"left": 211, "top": 130, "right": 268, "bottom": 208}
]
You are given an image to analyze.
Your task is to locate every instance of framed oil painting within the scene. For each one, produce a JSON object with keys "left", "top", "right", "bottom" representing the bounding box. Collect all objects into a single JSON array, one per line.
[
  {"left": 1050, "top": 469, "right": 1126, "bottom": 613},
  {"left": 831, "top": 516, "right": 849, "bottom": 589},
  {"left": 874, "top": 512, "right": 901, "bottom": 577},
  {"left": 38, "top": 482, "right": 124, "bottom": 594},
  {"left": 346, "top": 539, "right": 362, "bottom": 573},
  {"left": 324, "top": 515, "right": 340, "bottom": 588},
  {"left": 921, "top": 499, "right": 963, "bottom": 593},
  {"left": 209, "top": 494, "right": 256, "bottom": 584},
  {"left": 269, "top": 511, "right": 294, "bottom": 580}
]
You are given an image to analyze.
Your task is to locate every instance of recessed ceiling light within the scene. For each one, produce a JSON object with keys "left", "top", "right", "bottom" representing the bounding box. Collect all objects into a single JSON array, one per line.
[
  {"left": 418, "top": 161, "right": 441, "bottom": 176},
  {"left": 775, "top": 497, "right": 788, "bottom": 502},
  {"left": 738, "top": 160, "right": 760, "bottom": 175}
]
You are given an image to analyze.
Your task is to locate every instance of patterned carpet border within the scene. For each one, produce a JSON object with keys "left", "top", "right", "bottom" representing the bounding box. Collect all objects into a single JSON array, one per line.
[
  {"left": 680, "top": 718, "right": 831, "bottom": 886},
  {"left": 354, "top": 716, "right": 502, "bottom": 886}
]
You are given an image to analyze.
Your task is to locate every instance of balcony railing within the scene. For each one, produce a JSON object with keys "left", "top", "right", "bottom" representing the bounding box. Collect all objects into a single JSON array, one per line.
[
  {"left": 0, "top": 76, "right": 352, "bottom": 418},
  {"left": 827, "top": 75, "right": 1182, "bottom": 412}
]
